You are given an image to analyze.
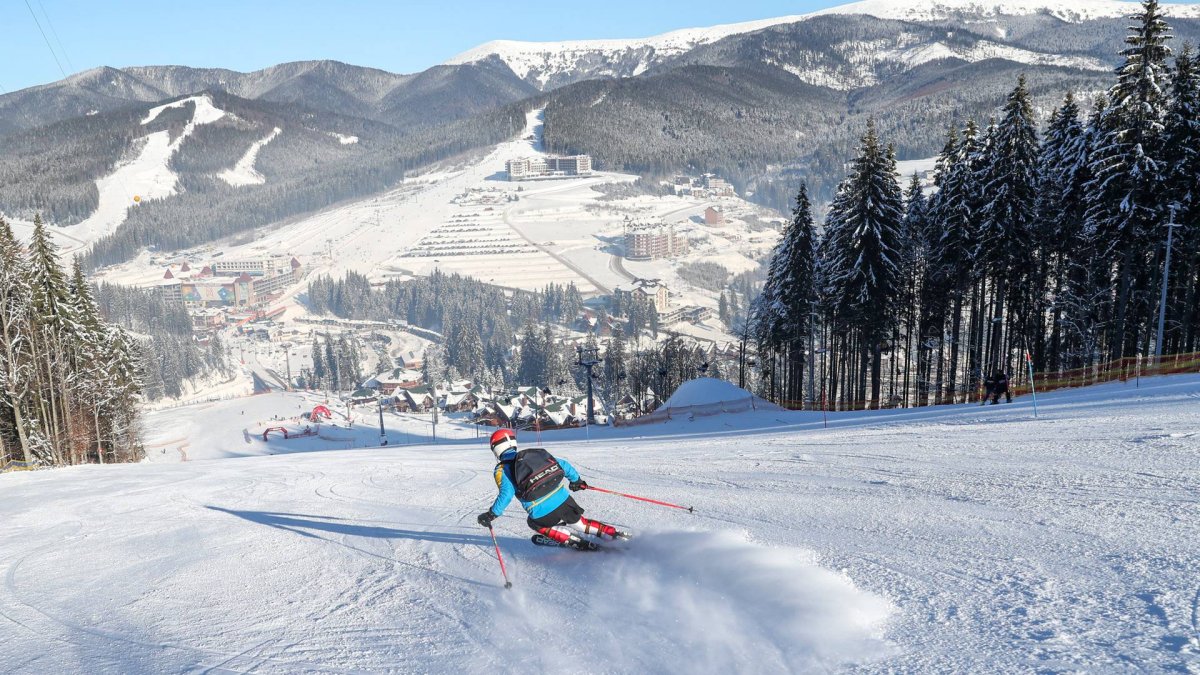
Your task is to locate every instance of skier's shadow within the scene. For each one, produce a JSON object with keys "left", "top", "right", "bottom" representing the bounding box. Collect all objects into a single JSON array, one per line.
[{"left": 205, "top": 506, "right": 511, "bottom": 587}]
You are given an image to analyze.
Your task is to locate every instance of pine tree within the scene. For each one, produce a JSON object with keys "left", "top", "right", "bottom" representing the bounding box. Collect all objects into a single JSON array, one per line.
[
  {"left": 898, "top": 173, "right": 928, "bottom": 405},
  {"left": 759, "top": 182, "right": 819, "bottom": 404},
  {"left": 978, "top": 75, "right": 1041, "bottom": 374},
  {"left": 1085, "top": 0, "right": 1174, "bottom": 359},
  {"left": 311, "top": 337, "right": 326, "bottom": 389},
  {"left": 1161, "top": 44, "right": 1200, "bottom": 352},
  {"left": 0, "top": 219, "right": 36, "bottom": 462},
  {"left": 324, "top": 336, "right": 340, "bottom": 390},
  {"left": 604, "top": 325, "right": 628, "bottom": 400},
  {"left": 516, "top": 323, "right": 543, "bottom": 385},
  {"left": 822, "top": 121, "right": 906, "bottom": 408},
  {"left": 1038, "top": 92, "right": 1092, "bottom": 370}
]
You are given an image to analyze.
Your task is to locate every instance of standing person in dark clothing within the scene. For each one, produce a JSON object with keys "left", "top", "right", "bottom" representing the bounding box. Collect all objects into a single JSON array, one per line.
[
  {"left": 989, "top": 370, "right": 1012, "bottom": 404},
  {"left": 981, "top": 371, "right": 996, "bottom": 406}
]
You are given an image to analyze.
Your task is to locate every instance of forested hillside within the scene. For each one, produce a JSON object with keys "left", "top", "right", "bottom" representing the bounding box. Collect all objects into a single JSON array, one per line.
[{"left": 754, "top": 1, "right": 1200, "bottom": 410}]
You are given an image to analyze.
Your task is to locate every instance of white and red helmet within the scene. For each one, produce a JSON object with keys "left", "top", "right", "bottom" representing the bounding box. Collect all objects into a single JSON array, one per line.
[{"left": 489, "top": 428, "right": 517, "bottom": 459}]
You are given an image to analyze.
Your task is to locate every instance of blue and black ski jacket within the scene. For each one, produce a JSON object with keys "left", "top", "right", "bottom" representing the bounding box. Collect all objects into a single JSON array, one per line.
[{"left": 489, "top": 449, "right": 580, "bottom": 519}]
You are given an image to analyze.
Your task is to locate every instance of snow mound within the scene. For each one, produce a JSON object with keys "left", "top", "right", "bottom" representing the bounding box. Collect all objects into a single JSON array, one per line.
[
  {"left": 663, "top": 377, "right": 772, "bottom": 408},
  {"left": 621, "top": 378, "right": 782, "bottom": 427},
  {"left": 495, "top": 530, "right": 893, "bottom": 672}
]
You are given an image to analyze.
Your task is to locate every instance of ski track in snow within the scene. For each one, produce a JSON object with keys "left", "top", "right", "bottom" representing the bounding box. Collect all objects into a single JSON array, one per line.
[
  {"left": 219, "top": 127, "right": 282, "bottom": 187},
  {"left": 56, "top": 95, "right": 227, "bottom": 252},
  {"left": 2, "top": 376, "right": 1200, "bottom": 672}
]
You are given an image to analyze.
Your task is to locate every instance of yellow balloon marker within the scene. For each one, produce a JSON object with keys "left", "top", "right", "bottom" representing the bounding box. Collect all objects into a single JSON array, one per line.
[{"left": 133, "top": 195, "right": 142, "bottom": 203}]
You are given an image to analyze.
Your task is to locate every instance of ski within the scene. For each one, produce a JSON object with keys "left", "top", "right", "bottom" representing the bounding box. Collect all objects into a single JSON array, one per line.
[{"left": 530, "top": 534, "right": 604, "bottom": 551}]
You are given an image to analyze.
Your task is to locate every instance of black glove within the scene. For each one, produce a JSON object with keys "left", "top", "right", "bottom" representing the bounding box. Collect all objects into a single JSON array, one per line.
[
  {"left": 477, "top": 511, "right": 497, "bottom": 527},
  {"left": 569, "top": 480, "right": 589, "bottom": 492}
]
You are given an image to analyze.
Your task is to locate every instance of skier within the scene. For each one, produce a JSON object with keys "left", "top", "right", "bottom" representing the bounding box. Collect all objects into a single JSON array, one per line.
[
  {"left": 981, "top": 371, "right": 995, "bottom": 405},
  {"left": 989, "top": 370, "right": 1012, "bottom": 405},
  {"left": 477, "top": 428, "right": 630, "bottom": 550}
]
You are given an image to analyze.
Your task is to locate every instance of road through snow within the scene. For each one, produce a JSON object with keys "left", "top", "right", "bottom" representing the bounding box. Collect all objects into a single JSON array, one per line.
[{"left": 1, "top": 376, "right": 1199, "bottom": 672}]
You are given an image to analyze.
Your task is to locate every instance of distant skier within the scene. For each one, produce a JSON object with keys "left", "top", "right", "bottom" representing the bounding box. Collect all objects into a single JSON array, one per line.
[
  {"left": 988, "top": 370, "right": 1012, "bottom": 405},
  {"left": 477, "top": 428, "right": 630, "bottom": 550}
]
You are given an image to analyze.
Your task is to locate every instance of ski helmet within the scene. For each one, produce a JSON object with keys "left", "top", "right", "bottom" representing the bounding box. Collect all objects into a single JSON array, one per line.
[{"left": 489, "top": 428, "right": 517, "bottom": 458}]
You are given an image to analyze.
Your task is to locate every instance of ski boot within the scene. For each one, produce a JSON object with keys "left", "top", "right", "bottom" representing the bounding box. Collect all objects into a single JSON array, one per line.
[
  {"left": 564, "top": 535, "right": 600, "bottom": 551},
  {"left": 578, "top": 517, "right": 631, "bottom": 541}
]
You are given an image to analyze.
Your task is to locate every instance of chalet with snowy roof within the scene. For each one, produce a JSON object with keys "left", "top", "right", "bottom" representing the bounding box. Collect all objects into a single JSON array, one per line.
[
  {"left": 403, "top": 385, "right": 438, "bottom": 412},
  {"left": 347, "top": 388, "right": 378, "bottom": 405},
  {"left": 538, "top": 401, "right": 576, "bottom": 429},
  {"left": 372, "top": 368, "right": 424, "bottom": 394},
  {"left": 442, "top": 391, "right": 480, "bottom": 412}
]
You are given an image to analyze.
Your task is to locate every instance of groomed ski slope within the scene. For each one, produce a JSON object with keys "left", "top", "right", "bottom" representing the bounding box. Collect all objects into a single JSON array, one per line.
[{"left": 2, "top": 376, "right": 1199, "bottom": 673}]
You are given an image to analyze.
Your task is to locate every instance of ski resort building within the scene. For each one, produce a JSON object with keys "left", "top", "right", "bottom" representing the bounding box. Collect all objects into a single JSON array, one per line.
[
  {"left": 615, "top": 279, "right": 671, "bottom": 314},
  {"left": 505, "top": 155, "right": 593, "bottom": 180},
  {"left": 666, "top": 173, "right": 736, "bottom": 198},
  {"left": 211, "top": 258, "right": 299, "bottom": 277},
  {"left": 156, "top": 257, "right": 304, "bottom": 309},
  {"left": 623, "top": 221, "right": 689, "bottom": 260}
]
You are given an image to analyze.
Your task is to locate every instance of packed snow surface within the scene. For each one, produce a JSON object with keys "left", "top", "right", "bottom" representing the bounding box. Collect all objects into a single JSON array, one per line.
[
  {"left": 57, "top": 96, "right": 226, "bottom": 250},
  {"left": 3, "top": 376, "right": 1199, "bottom": 672},
  {"left": 218, "top": 126, "right": 282, "bottom": 187}
]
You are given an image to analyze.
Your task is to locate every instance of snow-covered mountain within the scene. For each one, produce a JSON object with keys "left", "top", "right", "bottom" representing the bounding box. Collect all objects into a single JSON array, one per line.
[
  {"left": 444, "top": 14, "right": 811, "bottom": 87},
  {"left": 813, "top": 0, "right": 1200, "bottom": 22},
  {"left": 4, "top": 0, "right": 1200, "bottom": 269},
  {"left": 446, "top": 0, "right": 1200, "bottom": 89}
]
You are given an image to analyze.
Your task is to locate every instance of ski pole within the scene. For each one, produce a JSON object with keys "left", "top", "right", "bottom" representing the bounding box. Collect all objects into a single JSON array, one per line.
[
  {"left": 487, "top": 525, "right": 513, "bottom": 589},
  {"left": 584, "top": 485, "right": 694, "bottom": 513}
]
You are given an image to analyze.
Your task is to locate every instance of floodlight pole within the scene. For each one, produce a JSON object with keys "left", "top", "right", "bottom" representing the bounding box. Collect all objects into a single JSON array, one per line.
[
  {"left": 377, "top": 397, "right": 388, "bottom": 446},
  {"left": 1155, "top": 206, "right": 1179, "bottom": 364}
]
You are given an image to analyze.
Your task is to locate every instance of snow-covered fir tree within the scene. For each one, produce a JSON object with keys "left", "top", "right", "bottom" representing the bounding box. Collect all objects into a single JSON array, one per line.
[
  {"left": 1084, "top": 0, "right": 1174, "bottom": 360},
  {"left": 0, "top": 216, "right": 143, "bottom": 466}
]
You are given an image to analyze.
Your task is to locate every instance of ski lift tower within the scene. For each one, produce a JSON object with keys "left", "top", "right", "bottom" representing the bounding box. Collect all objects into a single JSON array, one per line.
[{"left": 575, "top": 345, "right": 603, "bottom": 425}]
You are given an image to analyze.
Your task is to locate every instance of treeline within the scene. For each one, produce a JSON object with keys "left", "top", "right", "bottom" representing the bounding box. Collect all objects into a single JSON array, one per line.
[
  {"left": 755, "top": 2, "right": 1200, "bottom": 409},
  {"left": 307, "top": 271, "right": 585, "bottom": 384},
  {"left": 305, "top": 266, "right": 724, "bottom": 401},
  {"left": 307, "top": 333, "right": 364, "bottom": 392},
  {"left": 0, "top": 217, "right": 142, "bottom": 466},
  {"left": 93, "top": 283, "right": 231, "bottom": 401}
]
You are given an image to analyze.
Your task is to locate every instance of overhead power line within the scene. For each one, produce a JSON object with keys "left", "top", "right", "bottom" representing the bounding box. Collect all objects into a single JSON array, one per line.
[
  {"left": 24, "top": 0, "right": 68, "bottom": 78},
  {"left": 37, "top": 0, "right": 76, "bottom": 73}
]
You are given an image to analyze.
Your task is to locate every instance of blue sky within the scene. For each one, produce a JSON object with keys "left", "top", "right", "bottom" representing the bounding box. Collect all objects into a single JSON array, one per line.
[{"left": 1, "top": 0, "right": 845, "bottom": 93}]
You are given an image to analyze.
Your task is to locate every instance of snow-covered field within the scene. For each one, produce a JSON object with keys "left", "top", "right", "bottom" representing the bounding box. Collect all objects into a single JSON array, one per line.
[{"left": 3, "top": 375, "right": 1199, "bottom": 672}]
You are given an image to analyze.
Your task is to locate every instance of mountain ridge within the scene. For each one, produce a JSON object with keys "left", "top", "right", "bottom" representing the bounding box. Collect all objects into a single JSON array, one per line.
[{"left": 445, "top": 0, "right": 1200, "bottom": 89}]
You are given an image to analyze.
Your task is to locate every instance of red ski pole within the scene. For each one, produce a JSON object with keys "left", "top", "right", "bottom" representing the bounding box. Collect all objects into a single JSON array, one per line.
[
  {"left": 487, "top": 525, "right": 513, "bottom": 589},
  {"left": 584, "top": 486, "right": 695, "bottom": 513}
]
